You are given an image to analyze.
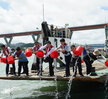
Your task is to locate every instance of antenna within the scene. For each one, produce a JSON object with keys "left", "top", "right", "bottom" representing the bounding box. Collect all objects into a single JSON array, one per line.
[{"left": 43, "top": 4, "right": 45, "bottom": 21}]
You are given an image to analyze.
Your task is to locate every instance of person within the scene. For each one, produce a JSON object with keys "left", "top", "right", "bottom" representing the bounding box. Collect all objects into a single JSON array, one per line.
[
  {"left": 55, "top": 38, "right": 72, "bottom": 77},
  {"left": 0, "top": 45, "right": 16, "bottom": 76},
  {"left": 39, "top": 41, "right": 54, "bottom": 76},
  {"left": 71, "top": 45, "right": 84, "bottom": 77},
  {"left": 83, "top": 49, "right": 98, "bottom": 75},
  {"left": 15, "top": 47, "right": 29, "bottom": 76},
  {"left": 10, "top": 48, "right": 16, "bottom": 75},
  {"left": 83, "top": 47, "right": 87, "bottom": 57},
  {"left": 32, "top": 41, "right": 42, "bottom": 75}
]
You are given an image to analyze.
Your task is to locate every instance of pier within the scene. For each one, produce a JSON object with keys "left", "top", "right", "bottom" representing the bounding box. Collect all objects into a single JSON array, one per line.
[{"left": 0, "top": 61, "right": 107, "bottom": 83}]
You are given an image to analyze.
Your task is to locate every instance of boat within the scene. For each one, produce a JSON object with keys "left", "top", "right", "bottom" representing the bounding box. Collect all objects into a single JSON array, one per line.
[{"left": 0, "top": 22, "right": 108, "bottom": 84}]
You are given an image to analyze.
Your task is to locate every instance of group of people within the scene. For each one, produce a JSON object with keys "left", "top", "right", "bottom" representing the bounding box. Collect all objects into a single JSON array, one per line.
[
  {"left": 0, "top": 45, "right": 29, "bottom": 77},
  {"left": 0, "top": 38, "right": 99, "bottom": 77}
]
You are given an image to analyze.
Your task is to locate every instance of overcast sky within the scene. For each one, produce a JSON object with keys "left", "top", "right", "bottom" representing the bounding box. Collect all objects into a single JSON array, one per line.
[{"left": 0, "top": 0, "right": 108, "bottom": 44}]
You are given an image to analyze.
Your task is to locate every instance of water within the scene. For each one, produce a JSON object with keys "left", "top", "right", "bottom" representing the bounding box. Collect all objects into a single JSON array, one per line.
[
  {"left": 66, "top": 57, "right": 79, "bottom": 99},
  {"left": 54, "top": 59, "right": 58, "bottom": 99},
  {"left": 0, "top": 56, "right": 106, "bottom": 99}
]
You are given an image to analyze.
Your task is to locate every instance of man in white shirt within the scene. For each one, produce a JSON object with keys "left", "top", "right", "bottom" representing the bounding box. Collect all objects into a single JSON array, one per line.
[
  {"left": 71, "top": 45, "right": 84, "bottom": 77},
  {"left": 55, "top": 38, "right": 72, "bottom": 77},
  {"left": 0, "top": 45, "right": 16, "bottom": 76},
  {"left": 39, "top": 41, "right": 54, "bottom": 76},
  {"left": 32, "top": 41, "right": 42, "bottom": 75}
]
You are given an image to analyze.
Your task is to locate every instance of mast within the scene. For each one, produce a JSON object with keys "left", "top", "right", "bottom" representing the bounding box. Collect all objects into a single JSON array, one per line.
[{"left": 43, "top": 4, "right": 45, "bottom": 21}]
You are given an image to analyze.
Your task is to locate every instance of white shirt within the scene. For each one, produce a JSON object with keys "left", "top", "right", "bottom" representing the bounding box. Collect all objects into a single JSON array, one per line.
[
  {"left": 32, "top": 45, "right": 40, "bottom": 52},
  {"left": 1, "top": 47, "right": 11, "bottom": 56},
  {"left": 58, "top": 44, "right": 70, "bottom": 56},
  {"left": 39, "top": 44, "right": 54, "bottom": 58}
]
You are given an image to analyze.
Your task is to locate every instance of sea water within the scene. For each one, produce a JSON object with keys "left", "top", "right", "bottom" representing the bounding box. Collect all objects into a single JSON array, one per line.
[{"left": 0, "top": 55, "right": 106, "bottom": 99}]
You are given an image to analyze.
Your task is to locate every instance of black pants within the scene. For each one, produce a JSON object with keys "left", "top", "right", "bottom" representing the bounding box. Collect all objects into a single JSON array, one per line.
[
  {"left": 65, "top": 54, "right": 72, "bottom": 76},
  {"left": 48, "top": 56, "right": 54, "bottom": 76},
  {"left": 83, "top": 58, "right": 92, "bottom": 75},
  {"left": 72, "top": 57, "right": 83, "bottom": 76},
  {"left": 6, "top": 63, "right": 16, "bottom": 75},
  {"left": 18, "top": 61, "right": 29, "bottom": 76},
  {"left": 36, "top": 57, "right": 43, "bottom": 71}
]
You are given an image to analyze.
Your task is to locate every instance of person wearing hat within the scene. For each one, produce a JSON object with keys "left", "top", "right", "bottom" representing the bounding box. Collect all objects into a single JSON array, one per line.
[{"left": 83, "top": 49, "right": 99, "bottom": 75}]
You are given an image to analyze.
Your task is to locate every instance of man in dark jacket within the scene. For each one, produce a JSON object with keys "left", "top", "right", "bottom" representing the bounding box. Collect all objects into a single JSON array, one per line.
[
  {"left": 71, "top": 45, "right": 84, "bottom": 77},
  {"left": 83, "top": 49, "right": 98, "bottom": 75}
]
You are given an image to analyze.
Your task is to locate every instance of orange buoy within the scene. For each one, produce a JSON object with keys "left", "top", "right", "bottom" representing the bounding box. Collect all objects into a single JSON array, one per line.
[
  {"left": 74, "top": 46, "right": 84, "bottom": 56},
  {"left": 36, "top": 51, "right": 44, "bottom": 58},
  {"left": 7, "top": 56, "right": 15, "bottom": 64},
  {"left": 0, "top": 57, "right": 7, "bottom": 63},
  {"left": 50, "top": 50, "right": 59, "bottom": 58},
  {"left": 25, "top": 49, "right": 32, "bottom": 57}
]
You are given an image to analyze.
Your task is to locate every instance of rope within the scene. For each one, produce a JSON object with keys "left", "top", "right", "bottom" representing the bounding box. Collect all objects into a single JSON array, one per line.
[
  {"left": 101, "top": 55, "right": 106, "bottom": 60},
  {"left": 96, "top": 59, "right": 105, "bottom": 64}
]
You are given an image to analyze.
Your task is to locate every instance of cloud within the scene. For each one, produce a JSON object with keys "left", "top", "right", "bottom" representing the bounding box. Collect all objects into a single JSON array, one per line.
[
  {"left": 72, "top": 29, "right": 105, "bottom": 44},
  {"left": 0, "top": 0, "right": 108, "bottom": 44}
]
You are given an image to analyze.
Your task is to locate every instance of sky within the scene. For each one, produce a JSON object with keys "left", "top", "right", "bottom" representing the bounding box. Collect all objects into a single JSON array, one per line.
[{"left": 0, "top": 0, "right": 108, "bottom": 44}]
